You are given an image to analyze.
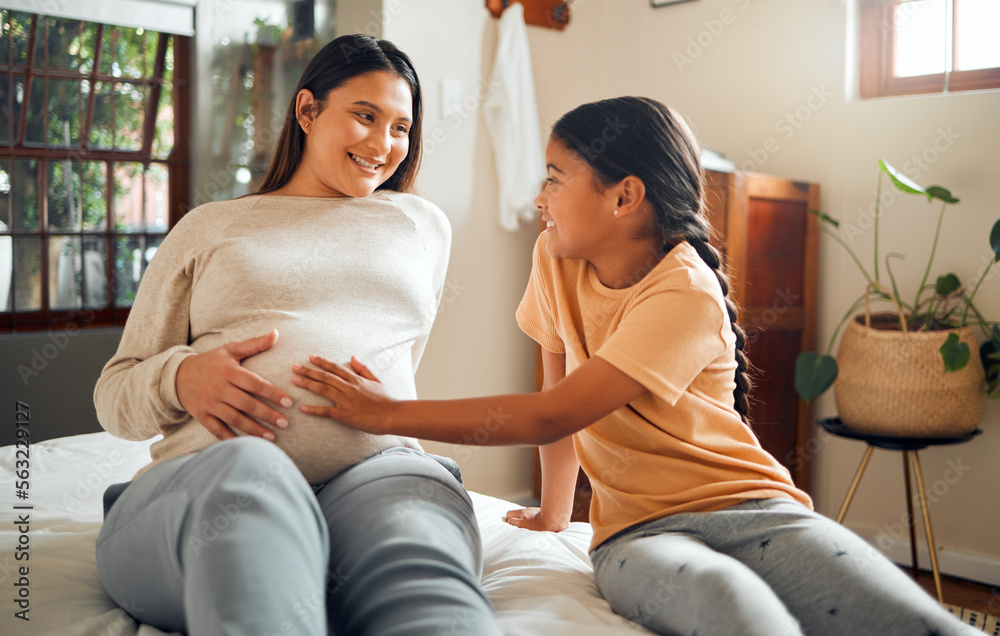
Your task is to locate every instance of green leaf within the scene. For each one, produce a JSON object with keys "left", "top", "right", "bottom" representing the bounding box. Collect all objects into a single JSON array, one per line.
[
  {"left": 925, "top": 186, "right": 959, "bottom": 204},
  {"left": 879, "top": 159, "right": 926, "bottom": 197},
  {"left": 940, "top": 332, "right": 970, "bottom": 373},
  {"left": 934, "top": 273, "right": 961, "bottom": 296},
  {"left": 795, "top": 352, "right": 838, "bottom": 401},
  {"left": 808, "top": 209, "right": 840, "bottom": 228},
  {"left": 990, "top": 219, "right": 1000, "bottom": 262}
]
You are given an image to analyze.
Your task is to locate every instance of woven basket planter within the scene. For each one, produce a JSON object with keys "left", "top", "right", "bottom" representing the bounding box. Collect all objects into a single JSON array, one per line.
[{"left": 834, "top": 313, "right": 985, "bottom": 436}]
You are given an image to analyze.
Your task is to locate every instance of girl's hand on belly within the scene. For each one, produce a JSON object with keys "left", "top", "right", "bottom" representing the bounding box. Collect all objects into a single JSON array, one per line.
[
  {"left": 292, "top": 355, "right": 396, "bottom": 434},
  {"left": 177, "top": 329, "right": 293, "bottom": 441}
]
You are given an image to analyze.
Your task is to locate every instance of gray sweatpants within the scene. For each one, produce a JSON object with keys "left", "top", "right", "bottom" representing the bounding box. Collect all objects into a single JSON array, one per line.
[
  {"left": 591, "top": 498, "right": 977, "bottom": 636},
  {"left": 96, "top": 437, "right": 501, "bottom": 636}
]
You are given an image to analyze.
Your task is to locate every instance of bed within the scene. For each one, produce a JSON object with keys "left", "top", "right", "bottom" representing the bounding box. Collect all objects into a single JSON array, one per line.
[{"left": 0, "top": 431, "right": 651, "bottom": 635}]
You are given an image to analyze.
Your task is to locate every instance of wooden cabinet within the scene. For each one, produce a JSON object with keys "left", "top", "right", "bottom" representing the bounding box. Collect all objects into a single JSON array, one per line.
[{"left": 532, "top": 169, "right": 820, "bottom": 521}]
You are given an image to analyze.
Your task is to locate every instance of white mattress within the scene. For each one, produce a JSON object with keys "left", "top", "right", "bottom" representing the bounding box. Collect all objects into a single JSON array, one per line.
[{"left": 0, "top": 432, "right": 650, "bottom": 635}]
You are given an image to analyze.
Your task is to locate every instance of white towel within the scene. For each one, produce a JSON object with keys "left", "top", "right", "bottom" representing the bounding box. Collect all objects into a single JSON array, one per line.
[{"left": 482, "top": 2, "right": 546, "bottom": 232}]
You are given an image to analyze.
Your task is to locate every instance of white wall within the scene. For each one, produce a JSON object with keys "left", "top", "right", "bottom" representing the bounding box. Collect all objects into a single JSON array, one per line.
[{"left": 378, "top": 0, "right": 999, "bottom": 583}]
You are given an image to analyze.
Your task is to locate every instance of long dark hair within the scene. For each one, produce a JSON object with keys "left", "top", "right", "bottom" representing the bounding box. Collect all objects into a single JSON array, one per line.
[
  {"left": 256, "top": 34, "right": 423, "bottom": 195},
  {"left": 551, "top": 97, "right": 753, "bottom": 424}
]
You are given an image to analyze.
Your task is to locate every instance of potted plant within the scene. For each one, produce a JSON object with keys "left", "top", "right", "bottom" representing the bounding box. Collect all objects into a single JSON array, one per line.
[{"left": 795, "top": 159, "right": 1000, "bottom": 435}]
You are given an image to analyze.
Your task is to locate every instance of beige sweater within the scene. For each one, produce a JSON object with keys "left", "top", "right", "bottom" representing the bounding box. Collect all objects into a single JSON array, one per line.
[{"left": 94, "top": 191, "right": 450, "bottom": 484}]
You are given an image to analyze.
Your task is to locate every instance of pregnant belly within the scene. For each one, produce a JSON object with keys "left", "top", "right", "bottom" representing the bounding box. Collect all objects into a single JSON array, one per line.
[{"left": 192, "top": 322, "right": 419, "bottom": 483}]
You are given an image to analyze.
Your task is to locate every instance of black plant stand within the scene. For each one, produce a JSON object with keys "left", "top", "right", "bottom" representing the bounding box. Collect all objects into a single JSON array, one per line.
[{"left": 818, "top": 417, "right": 982, "bottom": 603}]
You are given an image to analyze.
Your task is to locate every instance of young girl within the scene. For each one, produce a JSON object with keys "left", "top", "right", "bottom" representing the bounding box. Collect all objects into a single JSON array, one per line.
[
  {"left": 292, "top": 97, "right": 974, "bottom": 635},
  {"left": 94, "top": 35, "right": 501, "bottom": 636}
]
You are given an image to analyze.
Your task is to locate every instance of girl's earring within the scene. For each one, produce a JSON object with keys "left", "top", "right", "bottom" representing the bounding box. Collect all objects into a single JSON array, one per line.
[{"left": 613, "top": 209, "right": 619, "bottom": 217}]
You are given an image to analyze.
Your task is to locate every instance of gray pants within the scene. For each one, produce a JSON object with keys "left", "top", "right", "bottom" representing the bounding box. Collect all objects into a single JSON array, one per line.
[
  {"left": 96, "top": 437, "right": 501, "bottom": 636},
  {"left": 591, "top": 498, "right": 976, "bottom": 636}
]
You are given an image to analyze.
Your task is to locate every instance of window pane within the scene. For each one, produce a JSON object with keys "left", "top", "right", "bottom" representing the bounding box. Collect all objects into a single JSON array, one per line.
[
  {"left": 113, "top": 162, "right": 144, "bottom": 232},
  {"left": 0, "top": 233, "right": 10, "bottom": 311},
  {"left": 152, "top": 80, "right": 174, "bottom": 159},
  {"left": 112, "top": 234, "right": 163, "bottom": 308},
  {"left": 0, "top": 159, "right": 9, "bottom": 228},
  {"left": 77, "top": 22, "right": 97, "bottom": 75},
  {"left": 163, "top": 35, "right": 174, "bottom": 84},
  {"left": 152, "top": 36, "right": 174, "bottom": 159},
  {"left": 46, "top": 79, "right": 83, "bottom": 147},
  {"left": 82, "top": 235, "right": 107, "bottom": 308},
  {"left": 117, "top": 26, "right": 146, "bottom": 80},
  {"left": 10, "top": 158, "right": 39, "bottom": 230},
  {"left": 0, "top": 10, "right": 7, "bottom": 67},
  {"left": 0, "top": 73, "right": 22, "bottom": 144},
  {"left": 91, "top": 81, "right": 149, "bottom": 151},
  {"left": 12, "top": 235, "right": 41, "bottom": 311},
  {"left": 100, "top": 28, "right": 117, "bottom": 77},
  {"left": 49, "top": 234, "right": 81, "bottom": 309},
  {"left": 5, "top": 12, "right": 35, "bottom": 67},
  {"left": 89, "top": 81, "right": 114, "bottom": 149},
  {"left": 101, "top": 26, "right": 147, "bottom": 80},
  {"left": 44, "top": 16, "right": 84, "bottom": 72},
  {"left": 47, "top": 160, "right": 82, "bottom": 230},
  {"left": 49, "top": 235, "right": 109, "bottom": 309},
  {"left": 0, "top": 160, "right": 8, "bottom": 311},
  {"left": 115, "top": 82, "right": 146, "bottom": 151},
  {"left": 24, "top": 77, "right": 44, "bottom": 144},
  {"left": 145, "top": 163, "right": 168, "bottom": 231},
  {"left": 144, "top": 30, "right": 159, "bottom": 77},
  {"left": 894, "top": 0, "right": 948, "bottom": 77},
  {"left": 955, "top": 0, "right": 1000, "bottom": 71},
  {"left": 113, "top": 234, "right": 142, "bottom": 306},
  {"left": 82, "top": 161, "right": 107, "bottom": 231}
]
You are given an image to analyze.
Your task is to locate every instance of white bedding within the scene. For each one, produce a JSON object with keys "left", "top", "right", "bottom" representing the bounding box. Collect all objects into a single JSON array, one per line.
[{"left": 0, "top": 432, "right": 649, "bottom": 635}]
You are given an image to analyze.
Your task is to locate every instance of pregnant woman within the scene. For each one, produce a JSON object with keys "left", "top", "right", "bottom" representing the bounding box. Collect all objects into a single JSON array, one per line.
[{"left": 93, "top": 34, "right": 501, "bottom": 636}]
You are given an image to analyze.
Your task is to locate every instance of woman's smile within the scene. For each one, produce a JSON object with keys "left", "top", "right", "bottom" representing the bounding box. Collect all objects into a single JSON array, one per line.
[{"left": 349, "top": 153, "right": 384, "bottom": 173}]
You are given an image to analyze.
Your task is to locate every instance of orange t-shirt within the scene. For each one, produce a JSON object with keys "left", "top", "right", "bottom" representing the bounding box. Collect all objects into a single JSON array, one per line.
[{"left": 516, "top": 233, "right": 813, "bottom": 550}]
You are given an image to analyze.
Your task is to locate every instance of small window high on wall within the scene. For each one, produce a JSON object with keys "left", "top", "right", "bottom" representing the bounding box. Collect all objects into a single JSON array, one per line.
[
  {"left": 859, "top": 0, "right": 1000, "bottom": 98},
  {"left": 0, "top": 10, "right": 191, "bottom": 332}
]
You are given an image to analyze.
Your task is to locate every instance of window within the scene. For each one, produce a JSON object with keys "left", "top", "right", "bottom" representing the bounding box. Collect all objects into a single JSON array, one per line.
[
  {"left": 859, "top": 0, "right": 1000, "bottom": 98},
  {"left": 0, "top": 10, "right": 190, "bottom": 331}
]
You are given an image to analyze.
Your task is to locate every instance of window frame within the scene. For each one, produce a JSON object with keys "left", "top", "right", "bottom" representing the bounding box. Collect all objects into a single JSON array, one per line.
[
  {"left": 1, "top": 13, "right": 191, "bottom": 332},
  {"left": 859, "top": 0, "right": 1000, "bottom": 99}
]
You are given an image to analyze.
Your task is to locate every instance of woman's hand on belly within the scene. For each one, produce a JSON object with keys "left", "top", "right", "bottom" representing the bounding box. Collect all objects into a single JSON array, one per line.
[
  {"left": 292, "top": 354, "right": 397, "bottom": 434},
  {"left": 177, "top": 329, "right": 293, "bottom": 441}
]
